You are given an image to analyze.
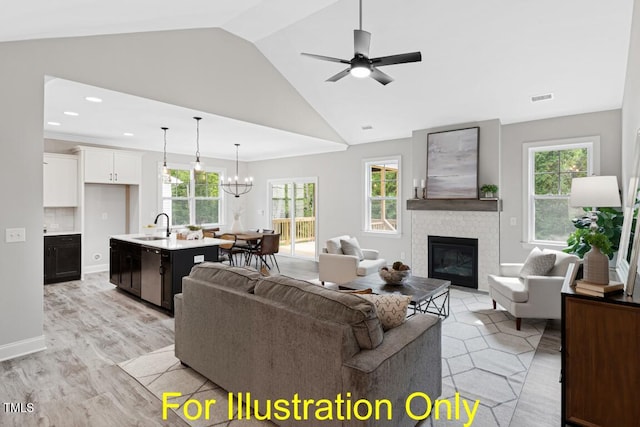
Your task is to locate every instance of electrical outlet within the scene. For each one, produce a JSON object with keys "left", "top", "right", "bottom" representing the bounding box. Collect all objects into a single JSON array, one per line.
[
  {"left": 101, "top": 213, "right": 108, "bottom": 220},
  {"left": 194, "top": 255, "right": 205, "bottom": 263},
  {"left": 400, "top": 251, "right": 406, "bottom": 260},
  {"left": 510, "top": 217, "right": 517, "bottom": 226},
  {"left": 6, "top": 228, "right": 26, "bottom": 243}
]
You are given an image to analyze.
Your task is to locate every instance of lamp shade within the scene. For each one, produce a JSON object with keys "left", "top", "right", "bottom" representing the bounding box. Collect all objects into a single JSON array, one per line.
[{"left": 569, "top": 176, "right": 621, "bottom": 208}]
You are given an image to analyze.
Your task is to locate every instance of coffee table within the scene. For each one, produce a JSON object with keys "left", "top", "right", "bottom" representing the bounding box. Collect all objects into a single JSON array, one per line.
[{"left": 340, "top": 275, "right": 451, "bottom": 318}]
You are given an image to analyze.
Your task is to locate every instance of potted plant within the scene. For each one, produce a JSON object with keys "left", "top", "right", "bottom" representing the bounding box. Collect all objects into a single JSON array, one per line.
[
  {"left": 564, "top": 207, "right": 623, "bottom": 260},
  {"left": 480, "top": 184, "right": 498, "bottom": 199}
]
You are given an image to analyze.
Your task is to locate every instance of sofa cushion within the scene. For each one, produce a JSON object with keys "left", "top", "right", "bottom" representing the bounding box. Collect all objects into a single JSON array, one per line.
[
  {"left": 187, "top": 262, "right": 261, "bottom": 293},
  {"left": 359, "top": 294, "right": 411, "bottom": 331},
  {"left": 544, "top": 249, "right": 579, "bottom": 277},
  {"left": 488, "top": 275, "right": 528, "bottom": 303},
  {"left": 326, "top": 235, "right": 350, "bottom": 255},
  {"left": 340, "top": 237, "right": 364, "bottom": 260},
  {"left": 357, "top": 258, "right": 387, "bottom": 276},
  {"left": 254, "top": 274, "right": 384, "bottom": 350},
  {"left": 519, "top": 247, "right": 556, "bottom": 279}
]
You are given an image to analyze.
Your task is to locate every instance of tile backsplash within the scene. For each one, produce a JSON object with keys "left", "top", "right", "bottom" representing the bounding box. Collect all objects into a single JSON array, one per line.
[{"left": 44, "top": 207, "right": 77, "bottom": 232}]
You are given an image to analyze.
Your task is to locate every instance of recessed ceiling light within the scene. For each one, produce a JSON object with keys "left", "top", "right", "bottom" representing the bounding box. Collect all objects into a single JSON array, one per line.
[
  {"left": 85, "top": 96, "right": 102, "bottom": 103},
  {"left": 47, "top": 121, "right": 61, "bottom": 126},
  {"left": 63, "top": 111, "right": 79, "bottom": 116},
  {"left": 123, "top": 132, "right": 134, "bottom": 136}
]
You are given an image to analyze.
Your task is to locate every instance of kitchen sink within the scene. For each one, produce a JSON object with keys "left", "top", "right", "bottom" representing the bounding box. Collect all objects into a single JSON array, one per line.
[{"left": 133, "top": 236, "right": 167, "bottom": 241}]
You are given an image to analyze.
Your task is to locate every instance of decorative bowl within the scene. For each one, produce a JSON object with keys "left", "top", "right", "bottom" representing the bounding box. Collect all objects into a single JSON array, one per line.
[{"left": 379, "top": 268, "right": 411, "bottom": 285}]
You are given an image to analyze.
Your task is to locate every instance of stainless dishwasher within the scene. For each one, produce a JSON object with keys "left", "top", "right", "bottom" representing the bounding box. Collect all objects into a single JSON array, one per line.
[{"left": 141, "top": 247, "right": 162, "bottom": 306}]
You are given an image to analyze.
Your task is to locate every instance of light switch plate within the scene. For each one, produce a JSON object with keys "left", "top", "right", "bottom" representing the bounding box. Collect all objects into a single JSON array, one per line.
[
  {"left": 194, "top": 255, "right": 205, "bottom": 263},
  {"left": 6, "top": 228, "right": 26, "bottom": 243}
]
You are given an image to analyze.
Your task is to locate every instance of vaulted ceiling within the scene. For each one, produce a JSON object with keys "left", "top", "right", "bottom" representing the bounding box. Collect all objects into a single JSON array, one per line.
[{"left": 4, "top": 0, "right": 634, "bottom": 159}]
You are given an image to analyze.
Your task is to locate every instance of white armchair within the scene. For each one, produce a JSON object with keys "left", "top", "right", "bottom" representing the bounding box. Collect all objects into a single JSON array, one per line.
[
  {"left": 488, "top": 249, "right": 579, "bottom": 330},
  {"left": 318, "top": 235, "right": 387, "bottom": 285}
]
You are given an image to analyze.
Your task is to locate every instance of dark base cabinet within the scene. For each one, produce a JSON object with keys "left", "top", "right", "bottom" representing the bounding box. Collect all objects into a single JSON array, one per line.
[
  {"left": 562, "top": 285, "right": 640, "bottom": 426},
  {"left": 44, "top": 234, "right": 81, "bottom": 284},
  {"left": 110, "top": 238, "right": 218, "bottom": 313},
  {"left": 109, "top": 239, "right": 141, "bottom": 297}
]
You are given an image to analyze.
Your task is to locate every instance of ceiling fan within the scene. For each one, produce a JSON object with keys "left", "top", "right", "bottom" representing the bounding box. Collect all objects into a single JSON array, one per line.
[{"left": 301, "top": 0, "right": 421, "bottom": 85}]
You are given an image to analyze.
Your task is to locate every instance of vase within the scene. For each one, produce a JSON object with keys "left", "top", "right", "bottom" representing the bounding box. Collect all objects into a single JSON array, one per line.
[
  {"left": 584, "top": 246, "right": 609, "bottom": 285},
  {"left": 231, "top": 217, "right": 243, "bottom": 233}
]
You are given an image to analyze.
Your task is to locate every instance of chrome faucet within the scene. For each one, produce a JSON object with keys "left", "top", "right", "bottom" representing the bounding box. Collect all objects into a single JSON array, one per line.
[{"left": 154, "top": 213, "right": 171, "bottom": 237}]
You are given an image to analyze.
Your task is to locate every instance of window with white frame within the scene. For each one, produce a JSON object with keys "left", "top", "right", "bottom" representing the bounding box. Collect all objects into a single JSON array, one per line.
[
  {"left": 160, "top": 165, "right": 224, "bottom": 227},
  {"left": 526, "top": 140, "right": 595, "bottom": 244},
  {"left": 364, "top": 157, "right": 400, "bottom": 234}
]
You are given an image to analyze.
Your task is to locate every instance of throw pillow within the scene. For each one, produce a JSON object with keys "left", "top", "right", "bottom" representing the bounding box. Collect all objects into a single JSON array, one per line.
[
  {"left": 519, "top": 247, "right": 556, "bottom": 279},
  {"left": 340, "top": 237, "right": 364, "bottom": 260},
  {"left": 359, "top": 294, "right": 412, "bottom": 331},
  {"left": 326, "top": 236, "right": 348, "bottom": 254}
]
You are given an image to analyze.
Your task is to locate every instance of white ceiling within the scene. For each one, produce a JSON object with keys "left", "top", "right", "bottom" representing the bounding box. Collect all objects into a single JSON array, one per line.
[{"left": 5, "top": 0, "right": 636, "bottom": 158}]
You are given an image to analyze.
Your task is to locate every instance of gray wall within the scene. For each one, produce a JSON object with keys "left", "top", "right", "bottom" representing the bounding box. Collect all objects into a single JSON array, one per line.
[
  {"left": 0, "top": 28, "right": 331, "bottom": 359},
  {"left": 622, "top": 0, "right": 640, "bottom": 195},
  {"left": 500, "top": 109, "right": 622, "bottom": 262},
  {"left": 244, "top": 138, "right": 415, "bottom": 262}
]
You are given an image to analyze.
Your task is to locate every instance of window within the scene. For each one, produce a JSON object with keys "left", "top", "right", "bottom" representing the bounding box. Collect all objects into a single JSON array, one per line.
[
  {"left": 160, "top": 165, "right": 223, "bottom": 227},
  {"left": 364, "top": 157, "right": 400, "bottom": 234},
  {"left": 526, "top": 139, "right": 596, "bottom": 244}
]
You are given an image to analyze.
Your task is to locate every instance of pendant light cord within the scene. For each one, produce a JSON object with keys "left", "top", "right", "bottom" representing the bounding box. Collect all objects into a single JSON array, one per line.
[
  {"left": 194, "top": 117, "right": 201, "bottom": 158},
  {"left": 235, "top": 144, "right": 240, "bottom": 177},
  {"left": 161, "top": 127, "right": 168, "bottom": 165},
  {"left": 359, "top": 0, "right": 362, "bottom": 30}
]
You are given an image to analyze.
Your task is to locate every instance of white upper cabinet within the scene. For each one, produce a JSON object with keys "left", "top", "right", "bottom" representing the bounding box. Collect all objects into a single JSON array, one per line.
[
  {"left": 43, "top": 153, "right": 78, "bottom": 207},
  {"left": 81, "top": 148, "right": 141, "bottom": 185}
]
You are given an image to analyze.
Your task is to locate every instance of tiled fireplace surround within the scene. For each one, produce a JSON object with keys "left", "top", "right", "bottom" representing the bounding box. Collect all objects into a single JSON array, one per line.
[{"left": 411, "top": 210, "right": 500, "bottom": 292}]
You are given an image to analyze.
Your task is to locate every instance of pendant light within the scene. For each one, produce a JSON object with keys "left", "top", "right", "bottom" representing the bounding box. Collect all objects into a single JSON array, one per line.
[
  {"left": 221, "top": 144, "right": 253, "bottom": 198},
  {"left": 161, "top": 127, "right": 169, "bottom": 175},
  {"left": 193, "top": 116, "right": 202, "bottom": 171}
]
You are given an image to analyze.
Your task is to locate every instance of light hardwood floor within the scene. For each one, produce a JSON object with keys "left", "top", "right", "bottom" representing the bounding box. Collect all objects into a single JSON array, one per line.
[{"left": 0, "top": 257, "right": 559, "bottom": 426}]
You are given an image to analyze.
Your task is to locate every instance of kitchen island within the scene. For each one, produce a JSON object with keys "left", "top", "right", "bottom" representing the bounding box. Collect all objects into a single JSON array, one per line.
[{"left": 109, "top": 234, "right": 230, "bottom": 313}]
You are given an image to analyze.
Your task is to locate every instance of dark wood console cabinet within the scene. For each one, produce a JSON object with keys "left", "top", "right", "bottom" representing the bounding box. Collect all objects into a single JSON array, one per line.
[
  {"left": 561, "top": 285, "right": 640, "bottom": 426},
  {"left": 44, "top": 234, "right": 81, "bottom": 284}
]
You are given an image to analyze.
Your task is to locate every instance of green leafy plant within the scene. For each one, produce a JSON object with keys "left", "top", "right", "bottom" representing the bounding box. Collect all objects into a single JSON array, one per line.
[
  {"left": 480, "top": 184, "right": 498, "bottom": 194},
  {"left": 564, "top": 207, "right": 624, "bottom": 259}
]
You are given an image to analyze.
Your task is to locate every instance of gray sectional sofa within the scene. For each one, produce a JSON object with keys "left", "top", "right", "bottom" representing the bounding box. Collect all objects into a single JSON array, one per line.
[{"left": 174, "top": 263, "right": 442, "bottom": 426}]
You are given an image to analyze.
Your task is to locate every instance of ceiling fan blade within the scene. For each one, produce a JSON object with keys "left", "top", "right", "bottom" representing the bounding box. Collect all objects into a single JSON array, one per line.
[
  {"left": 354, "top": 29, "right": 371, "bottom": 57},
  {"left": 370, "top": 68, "right": 394, "bottom": 85},
  {"left": 371, "top": 51, "right": 422, "bottom": 67},
  {"left": 326, "top": 68, "right": 351, "bottom": 82},
  {"left": 301, "top": 53, "right": 350, "bottom": 64}
]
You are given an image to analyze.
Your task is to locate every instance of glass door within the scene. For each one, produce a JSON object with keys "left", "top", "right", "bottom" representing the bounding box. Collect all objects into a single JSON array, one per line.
[{"left": 269, "top": 178, "right": 317, "bottom": 259}]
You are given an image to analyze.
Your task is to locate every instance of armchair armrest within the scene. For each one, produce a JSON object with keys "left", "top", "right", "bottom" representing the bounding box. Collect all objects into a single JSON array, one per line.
[
  {"left": 523, "top": 275, "right": 565, "bottom": 319},
  {"left": 499, "top": 263, "right": 524, "bottom": 277},
  {"left": 361, "top": 249, "right": 379, "bottom": 260},
  {"left": 318, "top": 253, "right": 359, "bottom": 284}
]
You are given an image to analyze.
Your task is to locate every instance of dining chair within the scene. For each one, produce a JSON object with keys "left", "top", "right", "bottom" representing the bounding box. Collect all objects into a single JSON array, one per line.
[
  {"left": 218, "top": 233, "right": 246, "bottom": 266},
  {"left": 248, "top": 233, "right": 280, "bottom": 272}
]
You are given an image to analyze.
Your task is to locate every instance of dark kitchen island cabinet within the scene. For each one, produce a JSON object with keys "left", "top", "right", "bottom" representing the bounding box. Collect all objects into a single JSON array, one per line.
[{"left": 109, "top": 235, "right": 225, "bottom": 313}]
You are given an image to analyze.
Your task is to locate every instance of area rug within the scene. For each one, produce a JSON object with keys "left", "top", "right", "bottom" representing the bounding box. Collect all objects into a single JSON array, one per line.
[{"left": 119, "top": 287, "right": 545, "bottom": 427}]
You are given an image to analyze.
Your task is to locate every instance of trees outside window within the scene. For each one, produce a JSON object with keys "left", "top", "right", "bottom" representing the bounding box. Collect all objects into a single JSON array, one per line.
[
  {"left": 161, "top": 166, "right": 223, "bottom": 227},
  {"left": 528, "top": 143, "right": 592, "bottom": 243},
  {"left": 364, "top": 157, "right": 400, "bottom": 234}
]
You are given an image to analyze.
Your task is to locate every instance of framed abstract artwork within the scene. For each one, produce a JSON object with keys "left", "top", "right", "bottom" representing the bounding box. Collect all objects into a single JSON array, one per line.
[{"left": 426, "top": 127, "right": 479, "bottom": 199}]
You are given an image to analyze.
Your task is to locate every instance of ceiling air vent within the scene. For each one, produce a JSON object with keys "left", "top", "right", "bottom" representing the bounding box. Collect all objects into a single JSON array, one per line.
[
  {"left": 361, "top": 125, "right": 373, "bottom": 130},
  {"left": 531, "top": 93, "right": 554, "bottom": 103}
]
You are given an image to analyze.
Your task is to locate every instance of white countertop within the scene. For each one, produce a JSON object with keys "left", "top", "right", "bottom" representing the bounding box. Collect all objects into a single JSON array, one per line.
[
  {"left": 111, "top": 234, "right": 232, "bottom": 251},
  {"left": 44, "top": 231, "right": 82, "bottom": 236}
]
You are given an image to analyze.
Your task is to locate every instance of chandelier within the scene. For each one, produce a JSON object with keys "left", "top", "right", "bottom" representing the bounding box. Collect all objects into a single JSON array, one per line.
[{"left": 221, "top": 144, "right": 253, "bottom": 198}]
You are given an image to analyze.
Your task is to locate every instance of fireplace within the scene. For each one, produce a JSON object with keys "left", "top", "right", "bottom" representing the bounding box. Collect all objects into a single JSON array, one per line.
[{"left": 428, "top": 236, "right": 478, "bottom": 289}]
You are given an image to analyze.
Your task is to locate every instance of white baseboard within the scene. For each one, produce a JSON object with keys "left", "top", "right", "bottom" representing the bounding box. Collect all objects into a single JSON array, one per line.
[
  {"left": 0, "top": 336, "right": 46, "bottom": 362},
  {"left": 83, "top": 264, "right": 109, "bottom": 274}
]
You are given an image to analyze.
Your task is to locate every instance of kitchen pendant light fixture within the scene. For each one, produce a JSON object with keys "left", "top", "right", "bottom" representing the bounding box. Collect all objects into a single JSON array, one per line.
[
  {"left": 161, "top": 126, "right": 169, "bottom": 175},
  {"left": 221, "top": 144, "right": 253, "bottom": 198},
  {"left": 193, "top": 116, "right": 202, "bottom": 171}
]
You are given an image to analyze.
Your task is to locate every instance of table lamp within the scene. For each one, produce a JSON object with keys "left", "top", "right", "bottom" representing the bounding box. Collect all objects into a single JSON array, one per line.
[{"left": 569, "top": 176, "right": 621, "bottom": 284}]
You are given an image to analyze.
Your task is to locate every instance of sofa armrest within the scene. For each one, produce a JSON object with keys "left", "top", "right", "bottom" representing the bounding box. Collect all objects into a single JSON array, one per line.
[
  {"left": 318, "top": 252, "right": 359, "bottom": 284},
  {"left": 342, "top": 314, "right": 442, "bottom": 425},
  {"left": 362, "top": 249, "right": 379, "bottom": 260},
  {"left": 500, "top": 263, "right": 524, "bottom": 277}
]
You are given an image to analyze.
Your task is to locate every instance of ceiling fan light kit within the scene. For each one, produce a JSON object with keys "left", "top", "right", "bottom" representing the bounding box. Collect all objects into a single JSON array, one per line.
[{"left": 301, "top": 0, "right": 421, "bottom": 85}]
